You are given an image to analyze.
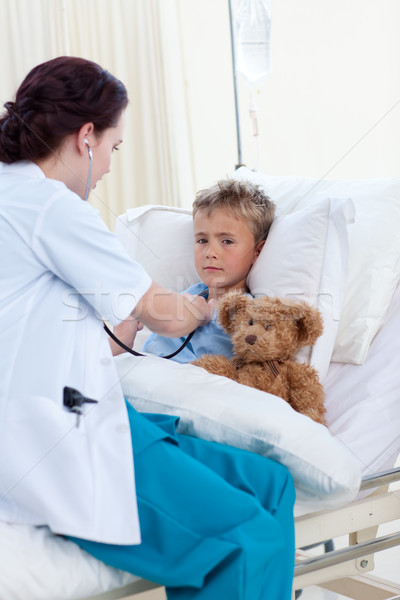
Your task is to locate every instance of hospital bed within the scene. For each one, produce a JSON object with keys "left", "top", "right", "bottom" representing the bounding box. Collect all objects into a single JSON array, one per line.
[{"left": 1, "top": 168, "right": 399, "bottom": 599}]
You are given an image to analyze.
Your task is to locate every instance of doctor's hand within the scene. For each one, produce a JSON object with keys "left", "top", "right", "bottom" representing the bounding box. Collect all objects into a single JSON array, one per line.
[
  {"left": 132, "top": 282, "right": 215, "bottom": 338},
  {"left": 109, "top": 318, "right": 141, "bottom": 356}
]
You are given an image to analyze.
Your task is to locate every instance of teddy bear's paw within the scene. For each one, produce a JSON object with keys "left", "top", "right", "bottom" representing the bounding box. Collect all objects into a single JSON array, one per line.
[{"left": 191, "top": 355, "right": 238, "bottom": 380}]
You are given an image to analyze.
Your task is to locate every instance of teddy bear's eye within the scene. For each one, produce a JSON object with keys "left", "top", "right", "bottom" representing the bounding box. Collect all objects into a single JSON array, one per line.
[
  {"left": 248, "top": 319, "right": 254, "bottom": 326},
  {"left": 265, "top": 324, "right": 272, "bottom": 331}
]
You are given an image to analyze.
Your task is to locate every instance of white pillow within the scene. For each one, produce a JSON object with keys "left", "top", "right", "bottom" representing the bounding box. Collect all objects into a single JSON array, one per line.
[
  {"left": 116, "top": 354, "right": 361, "bottom": 510},
  {"left": 247, "top": 196, "right": 354, "bottom": 380},
  {"left": 233, "top": 167, "right": 400, "bottom": 364},
  {"left": 116, "top": 201, "right": 352, "bottom": 378},
  {"left": 115, "top": 205, "right": 196, "bottom": 291}
]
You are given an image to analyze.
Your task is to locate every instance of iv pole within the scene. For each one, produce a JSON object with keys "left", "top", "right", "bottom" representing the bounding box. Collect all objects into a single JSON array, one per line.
[{"left": 228, "top": 0, "right": 245, "bottom": 169}]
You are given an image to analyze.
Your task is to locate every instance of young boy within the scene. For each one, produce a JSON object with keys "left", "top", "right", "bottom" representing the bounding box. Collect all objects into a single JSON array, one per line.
[{"left": 142, "top": 178, "right": 276, "bottom": 362}]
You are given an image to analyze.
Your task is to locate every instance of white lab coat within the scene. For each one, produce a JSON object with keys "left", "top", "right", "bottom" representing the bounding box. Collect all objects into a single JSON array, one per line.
[{"left": 0, "top": 161, "right": 151, "bottom": 544}]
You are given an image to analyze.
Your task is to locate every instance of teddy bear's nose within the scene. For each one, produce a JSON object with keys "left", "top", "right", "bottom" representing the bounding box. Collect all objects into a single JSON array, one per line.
[{"left": 245, "top": 335, "right": 257, "bottom": 345}]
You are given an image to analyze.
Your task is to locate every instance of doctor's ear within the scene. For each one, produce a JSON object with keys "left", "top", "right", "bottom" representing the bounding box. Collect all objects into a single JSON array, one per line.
[{"left": 77, "top": 123, "right": 94, "bottom": 153}]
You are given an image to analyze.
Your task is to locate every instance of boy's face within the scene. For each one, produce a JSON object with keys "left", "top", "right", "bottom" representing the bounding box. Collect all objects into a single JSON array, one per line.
[{"left": 193, "top": 208, "right": 263, "bottom": 299}]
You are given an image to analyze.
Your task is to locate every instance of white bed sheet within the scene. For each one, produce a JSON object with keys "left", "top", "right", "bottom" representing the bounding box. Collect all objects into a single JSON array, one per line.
[
  {"left": 0, "top": 521, "right": 139, "bottom": 600},
  {"left": 324, "top": 281, "right": 400, "bottom": 479}
]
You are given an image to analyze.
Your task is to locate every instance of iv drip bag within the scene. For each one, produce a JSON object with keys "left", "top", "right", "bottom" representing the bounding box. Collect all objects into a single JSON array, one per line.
[{"left": 236, "top": 0, "right": 272, "bottom": 85}]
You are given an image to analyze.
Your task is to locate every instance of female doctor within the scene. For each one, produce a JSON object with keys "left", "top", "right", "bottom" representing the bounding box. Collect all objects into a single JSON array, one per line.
[{"left": 0, "top": 56, "right": 295, "bottom": 599}]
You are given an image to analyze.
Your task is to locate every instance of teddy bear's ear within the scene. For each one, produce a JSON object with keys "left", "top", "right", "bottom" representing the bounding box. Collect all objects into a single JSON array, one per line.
[
  {"left": 218, "top": 292, "right": 250, "bottom": 333},
  {"left": 291, "top": 302, "right": 323, "bottom": 346}
]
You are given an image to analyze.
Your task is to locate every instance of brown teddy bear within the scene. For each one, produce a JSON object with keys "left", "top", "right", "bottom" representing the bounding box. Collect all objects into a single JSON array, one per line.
[{"left": 192, "top": 292, "right": 326, "bottom": 425}]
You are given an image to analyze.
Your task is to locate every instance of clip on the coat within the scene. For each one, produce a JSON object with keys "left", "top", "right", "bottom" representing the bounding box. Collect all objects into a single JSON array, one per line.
[{"left": 63, "top": 386, "right": 98, "bottom": 428}]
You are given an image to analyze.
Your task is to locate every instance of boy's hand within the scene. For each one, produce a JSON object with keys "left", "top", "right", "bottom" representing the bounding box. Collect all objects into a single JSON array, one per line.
[
  {"left": 183, "top": 293, "right": 216, "bottom": 326},
  {"left": 109, "top": 318, "right": 141, "bottom": 356}
]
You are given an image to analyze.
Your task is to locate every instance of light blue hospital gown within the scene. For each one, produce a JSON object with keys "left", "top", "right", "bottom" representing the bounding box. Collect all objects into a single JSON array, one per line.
[{"left": 142, "top": 282, "right": 234, "bottom": 362}]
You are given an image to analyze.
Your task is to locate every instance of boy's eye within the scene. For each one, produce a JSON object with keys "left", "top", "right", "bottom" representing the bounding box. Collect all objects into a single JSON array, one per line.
[
  {"left": 196, "top": 238, "right": 207, "bottom": 245},
  {"left": 112, "top": 146, "right": 119, "bottom": 152},
  {"left": 222, "top": 239, "right": 234, "bottom": 245}
]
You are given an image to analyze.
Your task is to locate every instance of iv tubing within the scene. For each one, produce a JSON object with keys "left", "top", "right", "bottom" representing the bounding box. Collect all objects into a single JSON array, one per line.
[{"left": 228, "top": 0, "right": 244, "bottom": 169}]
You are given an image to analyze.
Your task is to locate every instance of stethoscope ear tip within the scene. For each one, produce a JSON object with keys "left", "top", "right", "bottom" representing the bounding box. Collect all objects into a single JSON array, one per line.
[{"left": 83, "top": 141, "right": 93, "bottom": 201}]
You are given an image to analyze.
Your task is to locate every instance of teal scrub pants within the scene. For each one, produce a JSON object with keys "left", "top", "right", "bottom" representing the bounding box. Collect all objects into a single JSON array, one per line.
[{"left": 69, "top": 402, "right": 295, "bottom": 600}]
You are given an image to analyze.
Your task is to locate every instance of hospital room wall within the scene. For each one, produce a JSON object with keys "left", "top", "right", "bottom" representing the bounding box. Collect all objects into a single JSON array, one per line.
[
  {"left": 1, "top": 0, "right": 399, "bottom": 228},
  {"left": 179, "top": 0, "right": 400, "bottom": 190}
]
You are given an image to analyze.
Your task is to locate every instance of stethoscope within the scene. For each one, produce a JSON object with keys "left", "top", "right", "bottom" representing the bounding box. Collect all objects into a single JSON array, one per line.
[
  {"left": 83, "top": 138, "right": 92, "bottom": 202},
  {"left": 103, "top": 290, "right": 208, "bottom": 359},
  {"left": 103, "top": 290, "right": 210, "bottom": 358},
  {"left": 103, "top": 321, "right": 197, "bottom": 359},
  {"left": 82, "top": 139, "right": 206, "bottom": 359}
]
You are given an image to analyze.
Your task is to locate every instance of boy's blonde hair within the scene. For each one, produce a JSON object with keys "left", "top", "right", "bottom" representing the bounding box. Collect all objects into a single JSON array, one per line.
[{"left": 192, "top": 179, "right": 275, "bottom": 245}]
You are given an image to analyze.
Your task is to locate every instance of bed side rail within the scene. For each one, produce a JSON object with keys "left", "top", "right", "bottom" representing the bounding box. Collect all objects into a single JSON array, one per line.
[
  {"left": 294, "top": 466, "right": 400, "bottom": 595},
  {"left": 359, "top": 466, "right": 400, "bottom": 491}
]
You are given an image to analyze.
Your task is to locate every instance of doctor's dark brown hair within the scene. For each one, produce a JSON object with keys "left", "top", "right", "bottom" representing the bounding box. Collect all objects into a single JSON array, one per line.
[
  {"left": 193, "top": 178, "right": 276, "bottom": 246},
  {"left": 0, "top": 56, "right": 128, "bottom": 164}
]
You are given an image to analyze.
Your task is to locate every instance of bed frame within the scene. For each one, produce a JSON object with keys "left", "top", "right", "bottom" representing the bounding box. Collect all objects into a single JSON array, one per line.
[
  {"left": 83, "top": 466, "right": 400, "bottom": 600},
  {"left": 293, "top": 466, "right": 400, "bottom": 599}
]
